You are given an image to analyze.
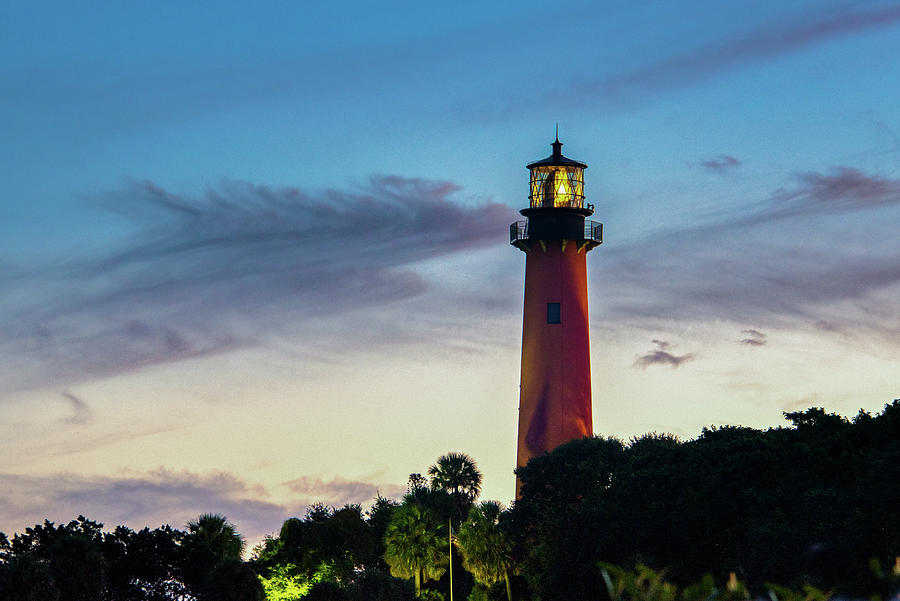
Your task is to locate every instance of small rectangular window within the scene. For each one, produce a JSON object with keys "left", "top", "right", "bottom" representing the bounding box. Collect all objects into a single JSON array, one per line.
[{"left": 547, "top": 302, "right": 561, "bottom": 324}]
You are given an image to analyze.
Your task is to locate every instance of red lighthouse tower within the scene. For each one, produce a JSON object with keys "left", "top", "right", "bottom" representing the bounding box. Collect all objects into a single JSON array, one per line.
[{"left": 510, "top": 135, "right": 602, "bottom": 488}]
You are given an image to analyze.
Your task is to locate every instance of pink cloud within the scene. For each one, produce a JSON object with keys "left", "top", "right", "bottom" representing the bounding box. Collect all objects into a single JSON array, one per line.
[{"left": 634, "top": 340, "right": 697, "bottom": 369}]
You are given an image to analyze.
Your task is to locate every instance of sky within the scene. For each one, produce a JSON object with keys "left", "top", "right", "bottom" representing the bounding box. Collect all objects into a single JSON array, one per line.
[{"left": 2, "top": 0, "right": 900, "bottom": 548}]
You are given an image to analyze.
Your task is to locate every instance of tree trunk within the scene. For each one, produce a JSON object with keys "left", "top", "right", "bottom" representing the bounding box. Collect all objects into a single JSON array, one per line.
[
  {"left": 504, "top": 571, "right": 512, "bottom": 601},
  {"left": 415, "top": 568, "right": 421, "bottom": 597}
]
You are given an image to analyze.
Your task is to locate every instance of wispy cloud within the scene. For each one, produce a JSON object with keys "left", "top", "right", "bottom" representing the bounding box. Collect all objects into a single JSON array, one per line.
[
  {"left": 0, "top": 468, "right": 403, "bottom": 547},
  {"left": 0, "top": 176, "right": 512, "bottom": 395},
  {"left": 59, "top": 391, "right": 92, "bottom": 424},
  {"left": 766, "top": 167, "right": 900, "bottom": 219},
  {"left": 588, "top": 3, "right": 900, "bottom": 107},
  {"left": 700, "top": 155, "right": 741, "bottom": 173},
  {"left": 476, "top": 3, "right": 900, "bottom": 118},
  {"left": 0, "top": 469, "right": 288, "bottom": 544},
  {"left": 598, "top": 165, "right": 900, "bottom": 339},
  {"left": 284, "top": 475, "right": 405, "bottom": 507},
  {"left": 739, "top": 329, "right": 768, "bottom": 346},
  {"left": 634, "top": 340, "right": 696, "bottom": 369}
]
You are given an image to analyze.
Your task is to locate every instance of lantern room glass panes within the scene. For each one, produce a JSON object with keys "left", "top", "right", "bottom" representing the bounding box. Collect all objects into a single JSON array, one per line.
[{"left": 528, "top": 165, "right": 585, "bottom": 208}]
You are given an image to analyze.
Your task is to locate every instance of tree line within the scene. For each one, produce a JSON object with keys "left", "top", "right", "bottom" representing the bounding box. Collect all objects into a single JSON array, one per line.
[
  {"left": 1, "top": 402, "right": 898, "bottom": 600},
  {"left": 510, "top": 401, "right": 900, "bottom": 600},
  {"left": 0, "top": 451, "right": 507, "bottom": 601}
]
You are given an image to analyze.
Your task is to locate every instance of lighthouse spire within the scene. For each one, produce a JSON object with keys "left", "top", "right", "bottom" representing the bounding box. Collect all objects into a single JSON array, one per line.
[{"left": 552, "top": 125, "right": 563, "bottom": 159}]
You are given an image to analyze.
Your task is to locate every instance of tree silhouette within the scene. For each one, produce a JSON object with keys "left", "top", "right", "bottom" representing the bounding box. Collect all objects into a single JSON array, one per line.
[
  {"left": 510, "top": 401, "right": 900, "bottom": 599},
  {"left": 182, "top": 513, "right": 251, "bottom": 600},
  {"left": 428, "top": 451, "right": 483, "bottom": 532},
  {"left": 428, "top": 452, "right": 482, "bottom": 501},
  {"left": 0, "top": 516, "right": 107, "bottom": 601},
  {"left": 103, "top": 524, "right": 189, "bottom": 600},
  {"left": 302, "top": 505, "right": 376, "bottom": 582},
  {"left": 0, "top": 554, "right": 59, "bottom": 601},
  {"left": 203, "top": 558, "right": 264, "bottom": 601},
  {"left": 367, "top": 495, "right": 400, "bottom": 571},
  {"left": 185, "top": 513, "right": 244, "bottom": 562}
]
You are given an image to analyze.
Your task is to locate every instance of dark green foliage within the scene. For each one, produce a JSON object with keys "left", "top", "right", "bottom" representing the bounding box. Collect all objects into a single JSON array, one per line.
[
  {"left": 347, "top": 567, "right": 417, "bottom": 601},
  {"left": 254, "top": 504, "right": 378, "bottom": 585},
  {"left": 203, "top": 558, "right": 265, "bottom": 601},
  {"left": 457, "top": 501, "right": 514, "bottom": 601},
  {"left": 384, "top": 502, "right": 449, "bottom": 596},
  {"left": 418, "top": 590, "right": 446, "bottom": 601},
  {"left": 307, "top": 579, "right": 350, "bottom": 601},
  {"left": 368, "top": 495, "right": 401, "bottom": 571},
  {"left": 428, "top": 452, "right": 483, "bottom": 501},
  {"left": 0, "top": 553, "right": 60, "bottom": 601},
  {"left": 252, "top": 455, "right": 476, "bottom": 600},
  {"left": 600, "top": 564, "right": 759, "bottom": 601},
  {"left": 408, "top": 473, "right": 429, "bottom": 495},
  {"left": 0, "top": 516, "right": 107, "bottom": 601},
  {"left": 417, "top": 455, "right": 483, "bottom": 600},
  {"left": 307, "top": 502, "right": 335, "bottom": 523},
  {"left": 251, "top": 498, "right": 425, "bottom": 599},
  {"left": 47, "top": 532, "right": 107, "bottom": 600},
  {"left": 510, "top": 400, "right": 900, "bottom": 600},
  {"left": 303, "top": 505, "right": 376, "bottom": 581},
  {"left": 2, "top": 409, "right": 895, "bottom": 601},
  {"left": 466, "top": 578, "right": 514, "bottom": 601},
  {"left": 184, "top": 513, "right": 244, "bottom": 565},
  {"left": 467, "top": 582, "right": 509, "bottom": 601},
  {"left": 429, "top": 452, "right": 483, "bottom": 529},
  {"left": 0, "top": 514, "right": 251, "bottom": 601},
  {"left": 102, "top": 525, "right": 189, "bottom": 600},
  {"left": 181, "top": 513, "right": 248, "bottom": 599},
  {"left": 510, "top": 435, "right": 626, "bottom": 601},
  {"left": 276, "top": 516, "right": 305, "bottom": 566}
]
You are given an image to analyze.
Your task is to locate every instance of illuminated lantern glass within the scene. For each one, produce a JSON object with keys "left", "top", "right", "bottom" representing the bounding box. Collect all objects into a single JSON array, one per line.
[
  {"left": 530, "top": 166, "right": 583, "bottom": 208},
  {"left": 527, "top": 138, "right": 586, "bottom": 209}
]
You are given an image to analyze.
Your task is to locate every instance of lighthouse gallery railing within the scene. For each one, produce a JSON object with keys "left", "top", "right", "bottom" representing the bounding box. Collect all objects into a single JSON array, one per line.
[{"left": 509, "top": 220, "right": 603, "bottom": 245}]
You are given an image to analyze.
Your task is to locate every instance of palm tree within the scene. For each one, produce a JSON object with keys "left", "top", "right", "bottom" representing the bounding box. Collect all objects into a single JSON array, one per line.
[
  {"left": 182, "top": 513, "right": 246, "bottom": 598},
  {"left": 457, "top": 501, "right": 515, "bottom": 601},
  {"left": 428, "top": 452, "right": 482, "bottom": 501},
  {"left": 383, "top": 503, "right": 448, "bottom": 597},
  {"left": 186, "top": 513, "right": 244, "bottom": 562}
]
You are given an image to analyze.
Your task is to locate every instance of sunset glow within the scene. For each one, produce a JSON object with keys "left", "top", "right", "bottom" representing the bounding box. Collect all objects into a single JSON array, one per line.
[{"left": 1, "top": 0, "right": 899, "bottom": 551}]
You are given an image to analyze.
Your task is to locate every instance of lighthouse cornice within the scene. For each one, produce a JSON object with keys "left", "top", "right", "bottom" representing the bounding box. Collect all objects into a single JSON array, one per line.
[{"left": 520, "top": 206, "right": 594, "bottom": 218}]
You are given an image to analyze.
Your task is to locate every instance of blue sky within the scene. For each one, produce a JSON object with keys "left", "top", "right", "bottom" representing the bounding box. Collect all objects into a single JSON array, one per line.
[{"left": 2, "top": 0, "right": 900, "bottom": 547}]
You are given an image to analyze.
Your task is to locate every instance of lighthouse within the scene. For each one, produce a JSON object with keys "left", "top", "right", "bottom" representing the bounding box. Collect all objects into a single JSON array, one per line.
[{"left": 510, "top": 135, "right": 602, "bottom": 490}]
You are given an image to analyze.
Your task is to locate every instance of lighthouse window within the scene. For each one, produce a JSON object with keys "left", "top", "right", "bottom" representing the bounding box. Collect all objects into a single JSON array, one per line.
[{"left": 547, "top": 302, "right": 561, "bottom": 324}]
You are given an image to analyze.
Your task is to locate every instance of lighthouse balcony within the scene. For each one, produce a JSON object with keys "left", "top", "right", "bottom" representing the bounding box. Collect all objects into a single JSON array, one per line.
[{"left": 509, "top": 219, "right": 603, "bottom": 245}]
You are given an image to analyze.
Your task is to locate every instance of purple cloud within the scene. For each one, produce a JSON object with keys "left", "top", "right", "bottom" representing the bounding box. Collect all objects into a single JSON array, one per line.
[
  {"left": 0, "top": 469, "right": 288, "bottom": 545},
  {"left": 59, "top": 391, "right": 92, "bottom": 425},
  {"left": 0, "top": 468, "right": 406, "bottom": 549},
  {"left": 739, "top": 329, "right": 768, "bottom": 346},
  {"left": 770, "top": 167, "right": 900, "bottom": 217},
  {"left": 700, "top": 155, "right": 741, "bottom": 172},
  {"left": 634, "top": 340, "right": 696, "bottom": 369},
  {"left": 284, "top": 476, "right": 405, "bottom": 507},
  {"left": 597, "top": 163, "right": 900, "bottom": 342},
  {"left": 0, "top": 176, "right": 513, "bottom": 394}
]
